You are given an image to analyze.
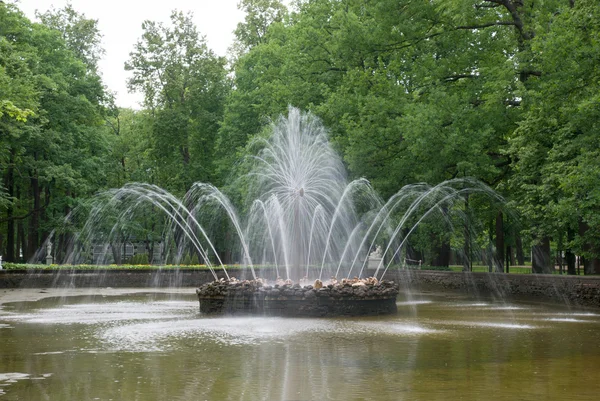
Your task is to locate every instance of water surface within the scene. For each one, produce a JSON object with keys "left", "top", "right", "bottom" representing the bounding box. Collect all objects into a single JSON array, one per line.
[{"left": 0, "top": 290, "right": 598, "bottom": 400}]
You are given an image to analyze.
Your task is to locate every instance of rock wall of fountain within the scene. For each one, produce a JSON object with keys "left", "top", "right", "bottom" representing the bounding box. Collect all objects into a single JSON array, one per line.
[{"left": 196, "top": 279, "right": 399, "bottom": 317}]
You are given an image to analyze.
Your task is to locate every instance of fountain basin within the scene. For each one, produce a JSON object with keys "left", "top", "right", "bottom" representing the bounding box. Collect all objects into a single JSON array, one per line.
[{"left": 196, "top": 280, "right": 399, "bottom": 317}]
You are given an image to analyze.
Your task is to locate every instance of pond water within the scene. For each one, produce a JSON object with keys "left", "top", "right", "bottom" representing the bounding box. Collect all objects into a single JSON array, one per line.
[{"left": 0, "top": 290, "right": 599, "bottom": 400}]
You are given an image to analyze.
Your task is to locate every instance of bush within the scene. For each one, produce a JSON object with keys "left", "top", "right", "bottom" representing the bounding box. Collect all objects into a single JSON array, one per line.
[
  {"left": 0, "top": 262, "right": 218, "bottom": 270},
  {"left": 127, "top": 253, "right": 149, "bottom": 265}
]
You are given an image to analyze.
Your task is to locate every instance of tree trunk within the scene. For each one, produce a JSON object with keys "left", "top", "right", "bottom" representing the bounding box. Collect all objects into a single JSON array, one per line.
[
  {"left": 584, "top": 258, "right": 600, "bottom": 275},
  {"left": 110, "top": 231, "right": 122, "bottom": 265},
  {"left": 26, "top": 172, "right": 41, "bottom": 261},
  {"left": 146, "top": 239, "right": 154, "bottom": 265},
  {"left": 432, "top": 237, "right": 451, "bottom": 267},
  {"left": 566, "top": 228, "right": 576, "bottom": 275},
  {"left": 111, "top": 243, "right": 122, "bottom": 265},
  {"left": 557, "top": 233, "right": 564, "bottom": 275},
  {"left": 40, "top": 185, "right": 51, "bottom": 251},
  {"left": 463, "top": 193, "right": 471, "bottom": 271},
  {"left": 58, "top": 189, "right": 72, "bottom": 264},
  {"left": 495, "top": 211, "right": 504, "bottom": 272},
  {"left": 487, "top": 219, "right": 494, "bottom": 272},
  {"left": 579, "top": 220, "right": 600, "bottom": 275},
  {"left": 4, "top": 149, "right": 16, "bottom": 262},
  {"left": 509, "top": 246, "right": 516, "bottom": 265},
  {"left": 532, "top": 237, "right": 552, "bottom": 274},
  {"left": 557, "top": 250, "right": 563, "bottom": 275},
  {"left": 180, "top": 146, "right": 190, "bottom": 164},
  {"left": 516, "top": 235, "right": 525, "bottom": 265}
]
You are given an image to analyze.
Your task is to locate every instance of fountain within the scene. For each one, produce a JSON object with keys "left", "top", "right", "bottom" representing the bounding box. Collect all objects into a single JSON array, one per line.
[
  {"left": 2, "top": 110, "right": 598, "bottom": 400},
  {"left": 47, "top": 107, "right": 503, "bottom": 316}
]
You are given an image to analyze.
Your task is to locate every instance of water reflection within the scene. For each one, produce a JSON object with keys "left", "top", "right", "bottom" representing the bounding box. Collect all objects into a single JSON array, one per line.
[{"left": 0, "top": 292, "right": 599, "bottom": 400}]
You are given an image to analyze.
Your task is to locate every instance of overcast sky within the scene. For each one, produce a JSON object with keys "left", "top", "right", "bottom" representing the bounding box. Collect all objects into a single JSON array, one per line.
[{"left": 17, "top": 0, "right": 246, "bottom": 109}]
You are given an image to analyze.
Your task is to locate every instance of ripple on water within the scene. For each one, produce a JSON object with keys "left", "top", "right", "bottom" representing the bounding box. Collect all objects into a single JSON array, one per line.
[
  {"left": 542, "top": 317, "right": 595, "bottom": 323},
  {"left": 444, "top": 302, "right": 525, "bottom": 310},
  {"left": 448, "top": 321, "right": 536, "bottom": 330},
  {"left": 0, "top": 373, "right": 52, "bottom": 396},
  {"left": 0, "top": 301, "right": 196, "bottom": 325},
  {"left": 101, "top": 317, "right": 331, "bottom": 350},
  {"left": 541, "top": 312, "right": 600, "bottom": 317},
  {"left": 99, "top": 316, "right": 439, "bottom": 351},
  {"left": 396, "top": 300, "right": 433, "bottom": 306}
]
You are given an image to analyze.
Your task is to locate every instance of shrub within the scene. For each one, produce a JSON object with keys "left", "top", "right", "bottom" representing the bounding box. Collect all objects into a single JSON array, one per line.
[{"left": 127, "top": 253, "right": 149, "bottom": 265}]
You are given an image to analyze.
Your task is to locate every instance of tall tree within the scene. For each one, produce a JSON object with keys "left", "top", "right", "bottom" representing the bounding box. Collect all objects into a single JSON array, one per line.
[
  {"left": 125, "top": 11, "right": 229, "bottom": 192},
  {"left": 1, "top": 3, "right": 109, "bottom": 261},
  {"left": 36, "top": 4, "right": 104, "bottom": 71},
  {"left": 509, "top": 0, "right": 600, "bottom": 273}
]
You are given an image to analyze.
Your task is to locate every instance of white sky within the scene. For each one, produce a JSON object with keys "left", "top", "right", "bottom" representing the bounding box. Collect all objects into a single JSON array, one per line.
[{"left": 17, "top": 0, "right": 246, "bottom": 109}]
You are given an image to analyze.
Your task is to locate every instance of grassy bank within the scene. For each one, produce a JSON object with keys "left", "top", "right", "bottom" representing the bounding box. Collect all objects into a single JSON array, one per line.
[
  {"left": 0, "top": 263, "right": 232, "bottom": 271},
  {"left": 1, "top": 262, "right": 545, "bottom": 274}
]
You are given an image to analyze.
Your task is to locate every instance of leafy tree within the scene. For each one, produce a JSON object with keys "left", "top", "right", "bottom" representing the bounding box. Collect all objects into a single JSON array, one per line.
[
  {"left": 1, "top": 3, "right": 109, "bottom": 261},
  {"left": 104, "top": 108, "right": 155, "bottom": 187},
  {"left": 509, "top": 0, "right": 600, "bottom": 273},
  {"left": 125, "top": 11, "right": 229, "bottom": 192},
  {"left": 232, "top": 0, "right": 287, "bottom": 55},
  {"left": 216, "top": 0, "right": 578, "bottom": 270},
  {"left": 36, "top": 3, "right": 104, "bottom": 71}
]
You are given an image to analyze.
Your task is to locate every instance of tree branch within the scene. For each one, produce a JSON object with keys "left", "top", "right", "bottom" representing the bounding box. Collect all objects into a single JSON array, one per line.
[
  {"left": 377, "top": 30, "right": 445, "bottom": 52},
  {"left": 0, "top": 195, "right": 50, "bottom": 224},
  {"left": 475, "top": 3, "right": 502, "bottom": 9},
  {"left": 500, "top": 0, "right": 532, "bottom": 40},
  {"left": 520, "top": 70, "right": 542, "bottom": 80},
  {"left": 455, "top": 21, "right": 516, "bottom": 30}
]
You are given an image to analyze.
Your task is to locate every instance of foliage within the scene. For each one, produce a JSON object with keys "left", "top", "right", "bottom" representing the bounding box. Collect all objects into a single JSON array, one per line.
[
  {"left": 2, "top": 0, "right": 600, "bottom": 273},
  {"left": 509, "top": 0, "right": 600, "bottom": 261},
  {"left": 36, "top": 3, "right": 105, "bottom": 71},
  {"left": 126, "top": 253, "right": 149, "bottom": 265},
  {"left": 1, "top": 3, "right": 111, "bottom": 262},
  {"left": 0, "top": 263, "right": 264, "bottom": 270},
  {"left": 125, "top": 10, "right": 230, "bottom": 192}
]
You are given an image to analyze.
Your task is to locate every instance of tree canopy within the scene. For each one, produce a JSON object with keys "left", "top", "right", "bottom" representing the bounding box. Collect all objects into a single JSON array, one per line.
[{"left": 1, "top": 0, "right": 599, "bottom": 273}]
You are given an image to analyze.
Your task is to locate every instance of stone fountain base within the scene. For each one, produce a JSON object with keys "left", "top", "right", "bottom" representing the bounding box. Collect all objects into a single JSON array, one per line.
[{"left": 196, "top": 279, "right": 399, "bottom": 317}]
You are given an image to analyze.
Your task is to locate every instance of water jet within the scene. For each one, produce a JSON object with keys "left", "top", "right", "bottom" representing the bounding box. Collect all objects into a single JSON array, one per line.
[{"left": 41, "top": 107, "right": 503, "bottom": 316}]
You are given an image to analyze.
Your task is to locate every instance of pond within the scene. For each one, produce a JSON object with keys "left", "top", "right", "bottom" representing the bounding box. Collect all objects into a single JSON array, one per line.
[{"left": 0, "top": 289, "right": 599, "bottom": 400}]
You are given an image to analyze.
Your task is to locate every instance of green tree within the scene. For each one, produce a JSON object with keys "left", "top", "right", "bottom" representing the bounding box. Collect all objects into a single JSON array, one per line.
[
  {"left": 36, "top": 3, "right": 104, "bottom": 71},
  {"left": 125, "top": 11, "right": 229, "bottom": 192},
  {"left": 104, "top": 108, "right": 155, "bottom": 187},
  {"left": 1, "top": 3, "right": 109, "bottom": 262},
  {"left": 216, "top": 0, "right": 573, "bottom": 269},
  {"left": 509, "top": 0, "right": 600, "bottom": 273}
]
